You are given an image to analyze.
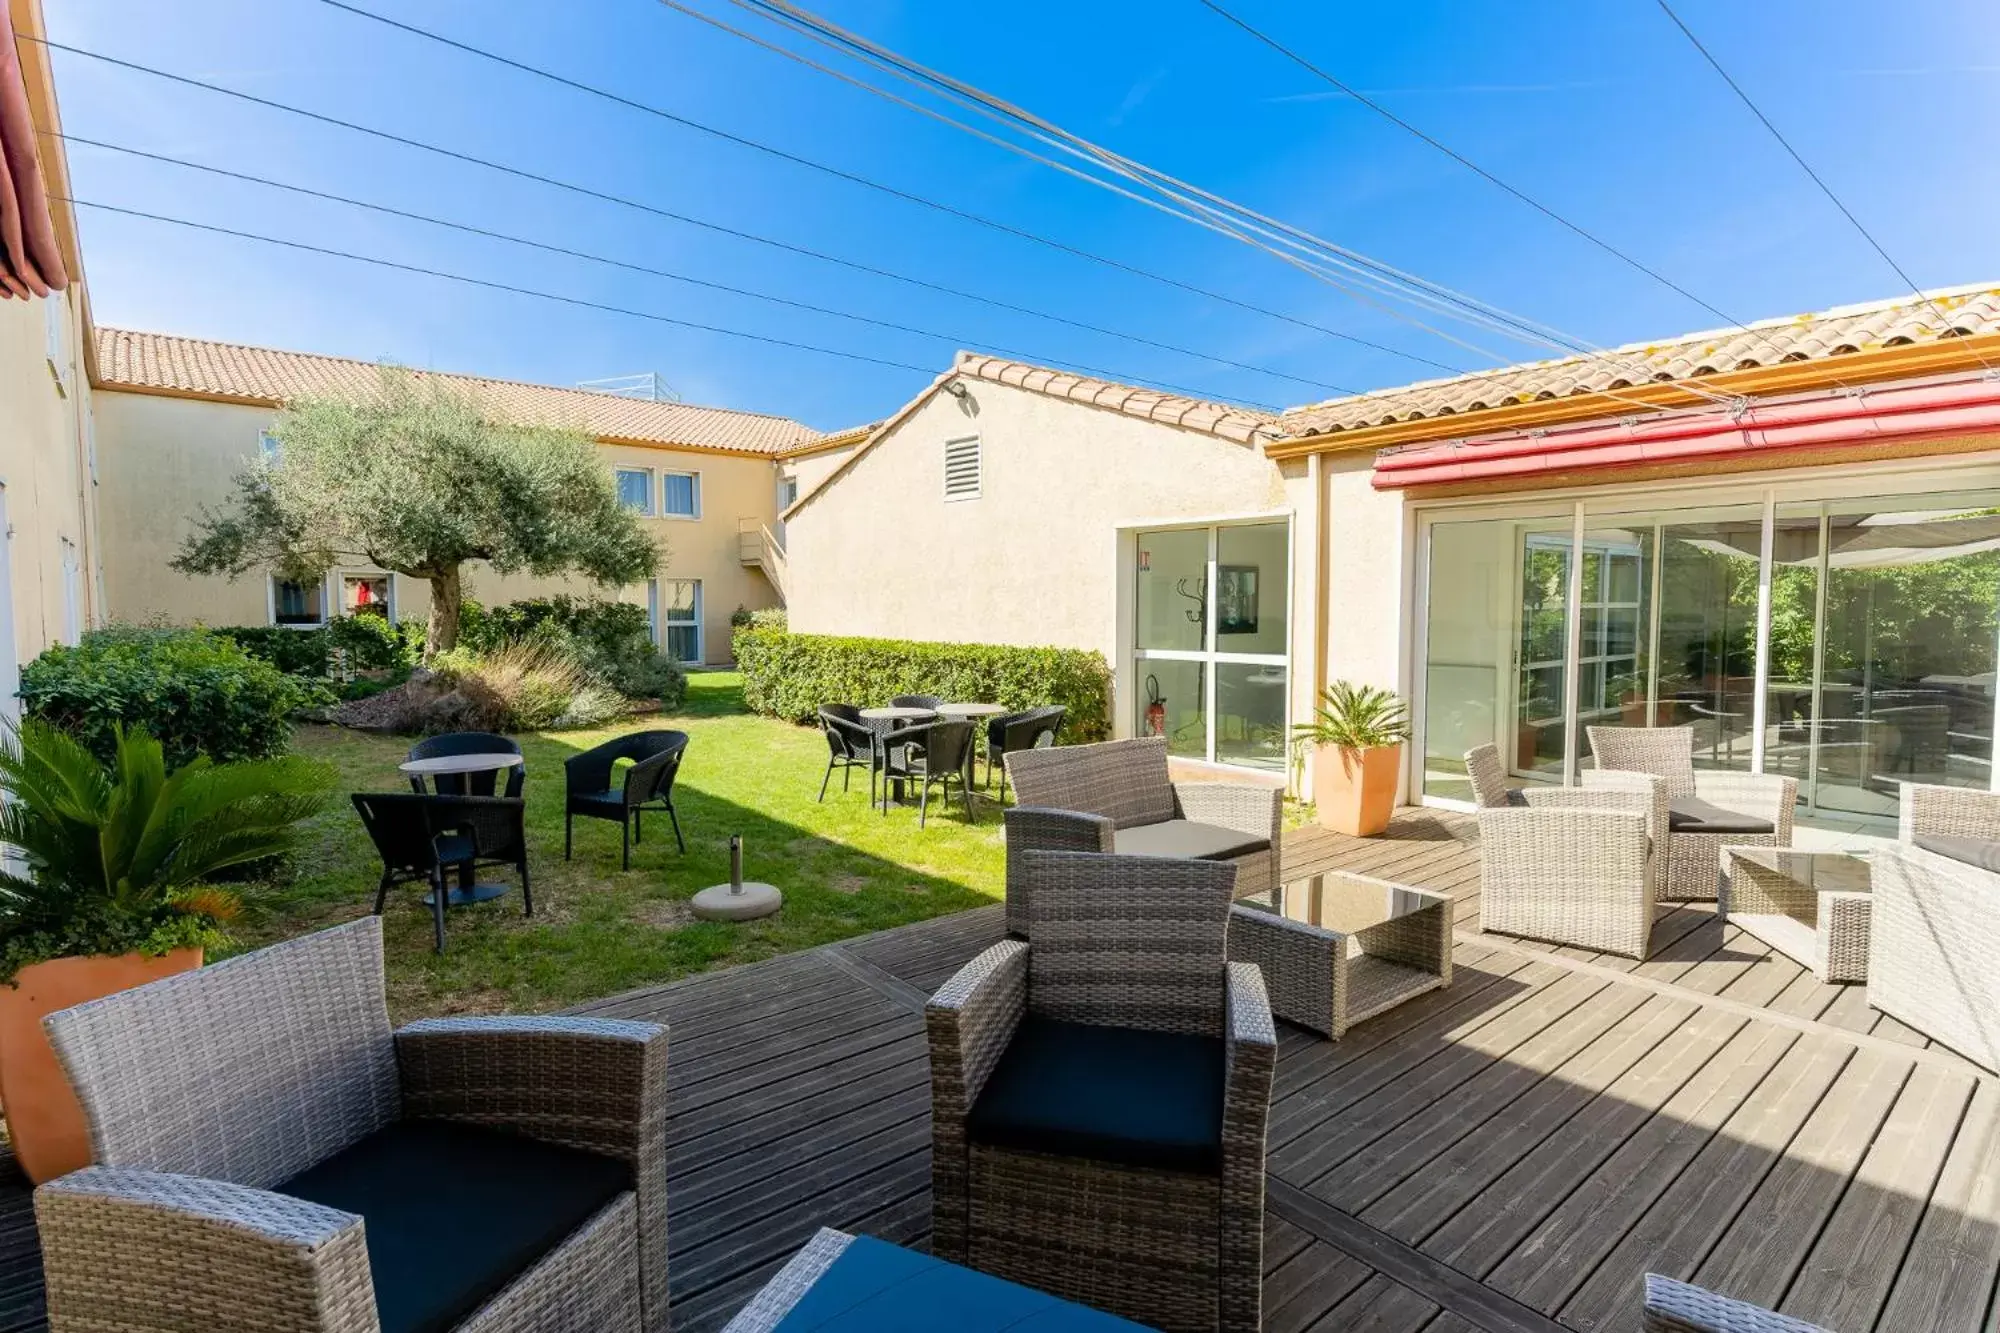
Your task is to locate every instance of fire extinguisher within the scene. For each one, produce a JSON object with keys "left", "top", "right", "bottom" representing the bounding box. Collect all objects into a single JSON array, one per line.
[{"left": 1145, "top": 674, "right": 1166, "bottom": 737}]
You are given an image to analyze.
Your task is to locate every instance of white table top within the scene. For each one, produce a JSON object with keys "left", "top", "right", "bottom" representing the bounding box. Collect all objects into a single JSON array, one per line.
[
  {"left": 398, "top": 753, "right": 525, "bottom": 776},
  {"left": 859, "top": 706, "right": 936, "bottom": 720},
  {"left": 936, "top": 702, "right": 1007, "bottom": 717}
]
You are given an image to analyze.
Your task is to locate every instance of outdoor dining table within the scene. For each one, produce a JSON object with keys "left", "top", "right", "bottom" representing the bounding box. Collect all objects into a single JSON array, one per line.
[
  {"left": 937, "top": 702, "right": 1006, "bottom": 789},
  {"left": 396, "top": 752, "right": 525, "bottom": 906},
  {"left": 858, "top": 707, "right": 936, "bottom": 807}
]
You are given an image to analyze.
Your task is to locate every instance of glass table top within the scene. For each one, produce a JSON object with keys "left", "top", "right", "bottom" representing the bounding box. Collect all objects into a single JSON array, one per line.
[
  {"left": 1239, "top": 872, "right": 1444, "bottom": 934},
  {"left": 1728, "top": 848, "right": 1872, "bottom": 895}
]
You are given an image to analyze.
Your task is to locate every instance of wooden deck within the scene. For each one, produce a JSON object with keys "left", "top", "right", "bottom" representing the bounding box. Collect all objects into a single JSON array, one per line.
[{"left": 1, "top": 808, "right": 1997, "bottom": 1331}]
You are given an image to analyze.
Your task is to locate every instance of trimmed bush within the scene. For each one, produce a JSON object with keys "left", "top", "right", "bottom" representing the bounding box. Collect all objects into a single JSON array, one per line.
[
  {"left": 216, "top": 614, "right": 412, "bottom": 676},
  {"left": 21, "top": 626, "right": 315, "bottom": 768},
  {"left": 734, "top": 628, "right": 1111, "bottom": 741}
]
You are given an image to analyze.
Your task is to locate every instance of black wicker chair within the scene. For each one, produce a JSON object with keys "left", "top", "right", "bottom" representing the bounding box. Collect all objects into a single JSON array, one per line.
[
  {"left": 818, "top": 704, "right": 876, "bottom": 803},
  {"left": 352, "top": 792, "right": 530, "bottom": 952},
  {"left": 891, "top": 694, "right": 945, "bottom": 710},
  {"left": 985, "top": 705, "right": 1066, "bottom": 801},
  {"left": 405, "top": 732, "right": 524, "bottom": 797},
  {"left": 880, "top": 720, "right": 976, "bottom": 827},
  {"left": 564, "top": 731, "right": 689, "bottom": 870}
]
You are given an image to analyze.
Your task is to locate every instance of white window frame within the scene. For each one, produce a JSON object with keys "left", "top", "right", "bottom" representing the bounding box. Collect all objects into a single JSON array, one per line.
[
  {"left": 660, "top": 470, "right": 701, "bottom": 520},
  {"left": 267, "top": 573, "right": 331, "bottom": 629},
  {"left": 943, "top": 435, "right": 981, "bottom": 502},
  {"left": 615, "top": 467, "right": 655, "bottom": 516},
  {"left": 659, "top": 578, "right": 703, "bottom": 665},
  {"left": 339, "top": 572, "right": 397, "bottom": 624}
]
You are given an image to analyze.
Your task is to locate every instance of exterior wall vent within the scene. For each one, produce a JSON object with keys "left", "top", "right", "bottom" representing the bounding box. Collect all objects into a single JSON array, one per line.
[{"left": 943, "top": 435, "right": 982, "bottom": 501}]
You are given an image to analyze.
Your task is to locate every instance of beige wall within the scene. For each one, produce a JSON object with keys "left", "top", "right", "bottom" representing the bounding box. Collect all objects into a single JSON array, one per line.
[
  {"left": 0, "top": 285, "right": 99, "bottom": 677},
  {"left": 94, "top": 390, "right": 780, "bottom": 664}
]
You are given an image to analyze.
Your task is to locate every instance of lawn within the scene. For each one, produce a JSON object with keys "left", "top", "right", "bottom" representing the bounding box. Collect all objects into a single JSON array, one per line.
[{"left": 244, "top": 672, "right": 1002, "bottom": 1020}]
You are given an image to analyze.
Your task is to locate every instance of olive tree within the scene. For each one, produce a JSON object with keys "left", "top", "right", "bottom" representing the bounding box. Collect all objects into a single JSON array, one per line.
[{"left": 172, "top": 368, "right": 659, "bottom": 657}]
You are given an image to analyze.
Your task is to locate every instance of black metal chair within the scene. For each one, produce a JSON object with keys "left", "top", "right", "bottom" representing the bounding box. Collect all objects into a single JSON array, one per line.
[
  {"left": 405, "top": 732, "right": 524, "bottom": 797},
  {"left": 352, "top": 793, "right": 530, "bottom": 953},
  {"left": 891, "top": 694, "right": 945, "bottom": 710},
  {"left": 818, "top": 704, "right": 876, "bottom": 802},
  {"left": 564, "top": 731, "right": 689, "bottom": 870},
  {"left": 880, "top": 719, "right": 976, "bottom": 827},
  {"left": 985, "top": 705, "right": 1066, "bottom": 801}
]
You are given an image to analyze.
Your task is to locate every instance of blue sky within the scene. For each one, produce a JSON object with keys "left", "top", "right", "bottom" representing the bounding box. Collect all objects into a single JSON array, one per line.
[{"left": 41, "top": 0, "right": 2000, "bottom": 431}]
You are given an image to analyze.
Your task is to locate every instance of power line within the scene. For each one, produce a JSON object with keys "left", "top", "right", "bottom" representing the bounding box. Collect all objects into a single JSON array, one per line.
[
  {"left": 55, "top": 133, "right": 1307, "bottom": 402},
  {"left": 21, "top": 35, "right": 1310, "bottom": 401},
  {"left": 1653, "top": 0, "right": 1989, "bottom": 369},
  {"left": 313, "top": 0, "right": 1436, "bottom": 375}
]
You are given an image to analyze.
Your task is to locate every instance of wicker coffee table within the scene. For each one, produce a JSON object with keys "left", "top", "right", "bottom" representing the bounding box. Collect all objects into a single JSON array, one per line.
[
  {"left": 1228, "top": 870, "right": 1452, "bottom": 1039},
  {"left": 1721, "top": 848, "right": 1872, "bottom": 983}
]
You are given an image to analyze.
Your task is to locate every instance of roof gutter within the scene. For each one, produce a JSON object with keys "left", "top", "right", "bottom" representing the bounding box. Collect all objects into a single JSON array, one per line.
[{"left": 1372, "top": 375, "right": 2000, "bottom": 489}]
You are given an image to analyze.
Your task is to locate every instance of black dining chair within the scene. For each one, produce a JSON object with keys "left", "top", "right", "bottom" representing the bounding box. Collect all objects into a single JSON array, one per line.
[
  {"left": 891, "top": 694, "right": 944, "bottom": 710},
  {"left": 563, "top": 731, "right": 689, "bottom": 870},
  {"left": 405, "top": 732, "right": 524, "bottom": 797},
  {"left": 879, "top": 720, "right": 976, "bottom": 827},
  {"left": 817, "top": 704, "right": 876, "bottom": 803},
  {"left": 985, "top": 705, "right": 1067, "bottom": 801},
  {"left": 352, "top": 792, "right": 530, "bottom": 953}
]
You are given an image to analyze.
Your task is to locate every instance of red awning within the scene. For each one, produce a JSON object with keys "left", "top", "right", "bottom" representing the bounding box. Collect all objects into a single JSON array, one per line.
[{"left": 0, "top": 34, "right": 67, "bottom": 299}]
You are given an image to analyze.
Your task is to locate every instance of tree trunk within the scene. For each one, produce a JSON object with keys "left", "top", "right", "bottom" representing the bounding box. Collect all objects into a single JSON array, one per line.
[{"left": 425, "top": 568, "right": 463, "bottom": 661}]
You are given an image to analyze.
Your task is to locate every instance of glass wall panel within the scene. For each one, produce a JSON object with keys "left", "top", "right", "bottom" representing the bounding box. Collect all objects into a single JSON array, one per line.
[
  {"left": 1215, "top": 522, "right": 1289, "bottom": 658},
  {"left": 1654, "top": 513, "right": 1764, "bottom": 771},
  {"left": 1136, "top": 528, "right": 1209, "bottom": 652},
  {"left": 1216, "top": 662, "right": 1287, "bottom": 771},
  {"left": 1137, "top": 658, "right": 1207, "bottom": 761},
  {"left": 1516, "top": 527, "right": 1572, "bottom": 781},
  {"left": 1761, "top": 505, "right": 1823, "bottom": 787}
]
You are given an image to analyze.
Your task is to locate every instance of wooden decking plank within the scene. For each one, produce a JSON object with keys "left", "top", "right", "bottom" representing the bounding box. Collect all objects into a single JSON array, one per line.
[
  {"left": 1762, "top": 968, "right": 1846, "bottom": 1023},
  {"left": 578, "top": 949, "right": 832, "bottom": 1021},
  {"left": 1261, "top": 1239, "right": 1375, "bottom": 1333},
  {"left": 668, "top": 1085, "right": 931, "bottom": 1218},
  {"left": 1313, "top": 981, "right": 1658, "bottom": 1214},
  {"left": 819, "top": 942, "right": 934, "bottom": 1012},
  {"left": 1875, "top": 1078, "right": 2000, "bottom": 1333},
  {"left": 1363, "top": 995, "right": 1698, "bottom": 1244},
  {"left": 1266, "top": 1216, "right": 1318, "bottom": 1273},
  {"left": 1780, "top": 1063, "right": 1976, "bottom": 1332},
  {"left": 1305, "top": 1273, "right": 1440, "bottom": 1333},
  {"left": 671, "top": 1113, "right": 929, "bottom": 1250},
  {"left": 667, "top": 1010, "right": 917, "bottom": 1122},
  {"left": 1419, "top": 1006, "right": 1751, "bottom": 1277},
  {"left": 1688, "top": 1051, "right": 1913, "bottom": 1311},
  {"left": 669, "top": 992, "right": 911, "bottom": 1089},
  {"left": 1551, "top": 1035, "right": 1856, "bottom": 1331},
  {"left": 670, "top": 1039, "right": 926, "bottom": 1154},
  {"left": 1710, "top": 940, "right": 1807, "bottom": 1009},
  {"left": 1281, "top": 971, "right": 1612, "bottom": 1187},
  {"left": 1482, "top": 1021, "right": 1801, "bottom": 1308}
]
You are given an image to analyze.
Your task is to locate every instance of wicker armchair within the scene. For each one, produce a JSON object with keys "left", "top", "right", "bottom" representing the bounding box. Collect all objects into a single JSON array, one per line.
[
  {"left": 1865, "top": 783, "right": 2000, "bottom": 1072},
  {"left": 1641, "top": 1274, "right": 1835, "bottom": 1331},
  {"left": 1003, "top": 737, "right": 1280, "bottom": 935},
  {"left": 34, "top": 917, "right": 669, "bottom": 1333},
  {"left": 353, "top": 792, "right": 530, "bottom": 953},
  {"left": 1586, "top": 725, "right": 1795, "bottom": 900},
  {"left": 815, "top": 704, "right": 874, "bottom": 803},
  {"left": 1469, "top": 746, "right": 1657, "bottom": 957},
  {"left": 984, "top": 705, "right": 1066, "bottom": 801},
  {"left": 927, "top": 850, "right": 1274, "bottom": 1333},
  {"left": 564, "top": 730, "right": 689, "bottom": 870}
]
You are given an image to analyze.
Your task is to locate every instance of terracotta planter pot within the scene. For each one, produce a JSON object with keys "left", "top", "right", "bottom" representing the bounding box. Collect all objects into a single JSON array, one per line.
[
  {"left": 1312, "top": 743, "right": 1401, "bottom": 837},
  {"left": 0, "top": 948, "right": 201, "bottom": 1184}
]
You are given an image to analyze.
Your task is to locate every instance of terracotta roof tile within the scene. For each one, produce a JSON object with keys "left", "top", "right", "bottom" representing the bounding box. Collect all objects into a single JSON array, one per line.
[
  {"left": 94, "top": 328, "right": 822, "bottom": 456},
  {"left": 1277, "top": 284, "right": 2000, "bottom": 439},
  {"left": 953, "top": 351, "right": 1279, "bottom": 445}
]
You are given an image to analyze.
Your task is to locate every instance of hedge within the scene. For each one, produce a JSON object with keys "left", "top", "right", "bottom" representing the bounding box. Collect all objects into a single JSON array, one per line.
[
  {"left": 216, "top": 614, "right": 411, "bottom": 676},
  {"left": 21, "top": 625, "right": 315, "bottom": 768},
  {"left": 734, "top": 628, "right": 1111, "bottom": 742}
]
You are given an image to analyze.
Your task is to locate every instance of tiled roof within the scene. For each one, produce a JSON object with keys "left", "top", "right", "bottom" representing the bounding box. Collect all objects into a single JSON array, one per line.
[
  {"left": 778, "top": 419, "right": 880, "bottom": 458},
  {"left": 955, "top": 352, "right": 1279, "bottom": 445},
  {"left": 94, "top": 328, "right": 821, "bottom": 456},
  {"left": 1277, "top": 284, "right": 2000, "bottom": 439}
]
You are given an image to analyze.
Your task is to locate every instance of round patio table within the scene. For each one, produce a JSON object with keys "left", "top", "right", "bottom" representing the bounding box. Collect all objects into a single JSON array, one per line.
[
  {"left": 937, "top": 703, "right": 1006, "bottom": 790},
  {"left": 397, "top": 753, "right": 525, "bottom": 906}
]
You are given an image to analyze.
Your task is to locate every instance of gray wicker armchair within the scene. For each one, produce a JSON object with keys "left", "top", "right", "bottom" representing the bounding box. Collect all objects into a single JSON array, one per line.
[
  {"left": 1003, "top": 736, "right": 1280, "bottom": 935},
  {"left": 1642, "top": 1274, "right": 1835, "bottom": 1331},
  {"left": 1468, "top": 744, "right": 1659, "bottom": 958},
  {"left": 35, "top": 918, "right": 669, "bottom": 1333},
  {"left": 927, "top": 850, "right": 1275, "bottom": 1333},
  {"left": 1587, "top": 725, "right": 1796, "bottom": 901},
  {"left": 1865, "top": 783, "right": 2000, "bottom": 1072}
]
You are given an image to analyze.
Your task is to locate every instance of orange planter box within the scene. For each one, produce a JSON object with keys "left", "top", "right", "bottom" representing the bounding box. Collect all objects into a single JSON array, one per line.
[{"left": 1312, "top": 743, "right": 1401, "bottom": 837}]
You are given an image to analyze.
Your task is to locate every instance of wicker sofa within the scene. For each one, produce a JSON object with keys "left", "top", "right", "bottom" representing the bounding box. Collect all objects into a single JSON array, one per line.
[
  {"left": 35, "top": 918, "right": 669, "bottom": 1333},
  {"left": 1642, "top": 1274, "right": 1835, "bottom": 1331},
  {"left": 927, "top": 849, "right": 1275, "bottom": 1332},
  {"left": 1866, "top": 782, "right": 2000, "bottom": 1072},
  {"left": 1586, "top": 725, "right": 1796, "bottom": 901},
  {"left": 1003, "top": 736, "right": 1280, "bottom": 935}
]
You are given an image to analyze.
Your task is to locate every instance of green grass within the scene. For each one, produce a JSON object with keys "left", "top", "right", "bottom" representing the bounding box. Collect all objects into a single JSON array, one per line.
[{"left": 244, "top": 672, "right": 1001, "bottom": 1020}]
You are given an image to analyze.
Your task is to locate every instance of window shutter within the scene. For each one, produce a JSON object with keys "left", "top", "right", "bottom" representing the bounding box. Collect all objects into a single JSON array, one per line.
[{"left": 943, "top": 436, "right": 981, "bottom": 501}]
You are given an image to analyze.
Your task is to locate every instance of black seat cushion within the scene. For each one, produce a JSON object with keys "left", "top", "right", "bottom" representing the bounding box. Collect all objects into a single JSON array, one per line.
[
  {"left": 280, "top": 1120, "right": 632, "bottom": 1333},
  {"left": 967, "top": 1016, "right": 1224, "bottom": 1174},
  {"left": 569, "top": 789, "right": 626, "bottom": 811},
  {"left": 430, "top": 833, "right": 476, "bottom": 866},
  {"left": 1667, "top": 796, "right": 1774, "bottom": 836},
  {"left": 1914, "top": 834, "right": 2000, "bottom": 873},
  {"left": 1113, "top": 818, "right": 1270, "bottom": 862}
]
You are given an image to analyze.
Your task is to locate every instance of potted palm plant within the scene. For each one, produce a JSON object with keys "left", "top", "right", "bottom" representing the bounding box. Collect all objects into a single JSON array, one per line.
[
  {"left": 1293, "top": 681, "right": 1411, "bottom": 837},
  {"left": 0, "top": 721, "right": 332, "bottom": 1183}
]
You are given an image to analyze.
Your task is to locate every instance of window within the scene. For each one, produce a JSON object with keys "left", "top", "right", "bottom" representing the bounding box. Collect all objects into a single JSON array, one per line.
[
  {"left": 259, "top": 430, "right": 281, "bottom": 464},
  {"left": 661, "top": 471, "right": 700, "bottom": 519},
  {"left": 616, "top": 467, "right": 654, "bottom": 515},
  {"left": 342, "top": 574, "right": 390, "bottom": 619},
  {"left": 660, "top": 579, "right": 702, "bottom": 664},
  {"left": 944, "top": 436, "right": 981, "bottom": 501},
  {"left": 270, "top": 576, "right": 327, "bottom": 627}
]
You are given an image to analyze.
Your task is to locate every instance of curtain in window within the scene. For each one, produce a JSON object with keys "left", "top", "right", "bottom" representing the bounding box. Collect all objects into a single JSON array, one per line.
[
  {"left": 616, "top": 470, "right": 652, "bottom": 513},
  {"left": 662, "top": 473, "right": 699, "bottom": 517},
  {"left": 0, "top": 38, "right": 66, "bottom": 299}
]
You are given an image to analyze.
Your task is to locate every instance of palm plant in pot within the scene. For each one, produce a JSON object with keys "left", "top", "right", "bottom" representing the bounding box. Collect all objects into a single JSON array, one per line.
[
  {"left": 0, "top": 721, "right": 332, "bottom": 1182},
  {"left": 1292, "top": 681, "right": 1411, "bottom": 837}
]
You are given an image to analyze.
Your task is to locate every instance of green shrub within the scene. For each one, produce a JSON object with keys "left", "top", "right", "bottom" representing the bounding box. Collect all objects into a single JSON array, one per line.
[
  {"left": 21, "top": 626, "right": 316, "bottom": 768},
  {"left": 463, "top": 596, "right": 685, "bottom": 707},
  {"left": 216, "top": 614, "right": 413, "bottom": 677},
  {"left": 730, "top": 604, "right": 786, "bottom": 632},
  {"left": 432, "top": 639, "right": 593, "bottom": 732},
  {"left": 733, "top": 628, "right": 1111, "bottom": 741}
]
